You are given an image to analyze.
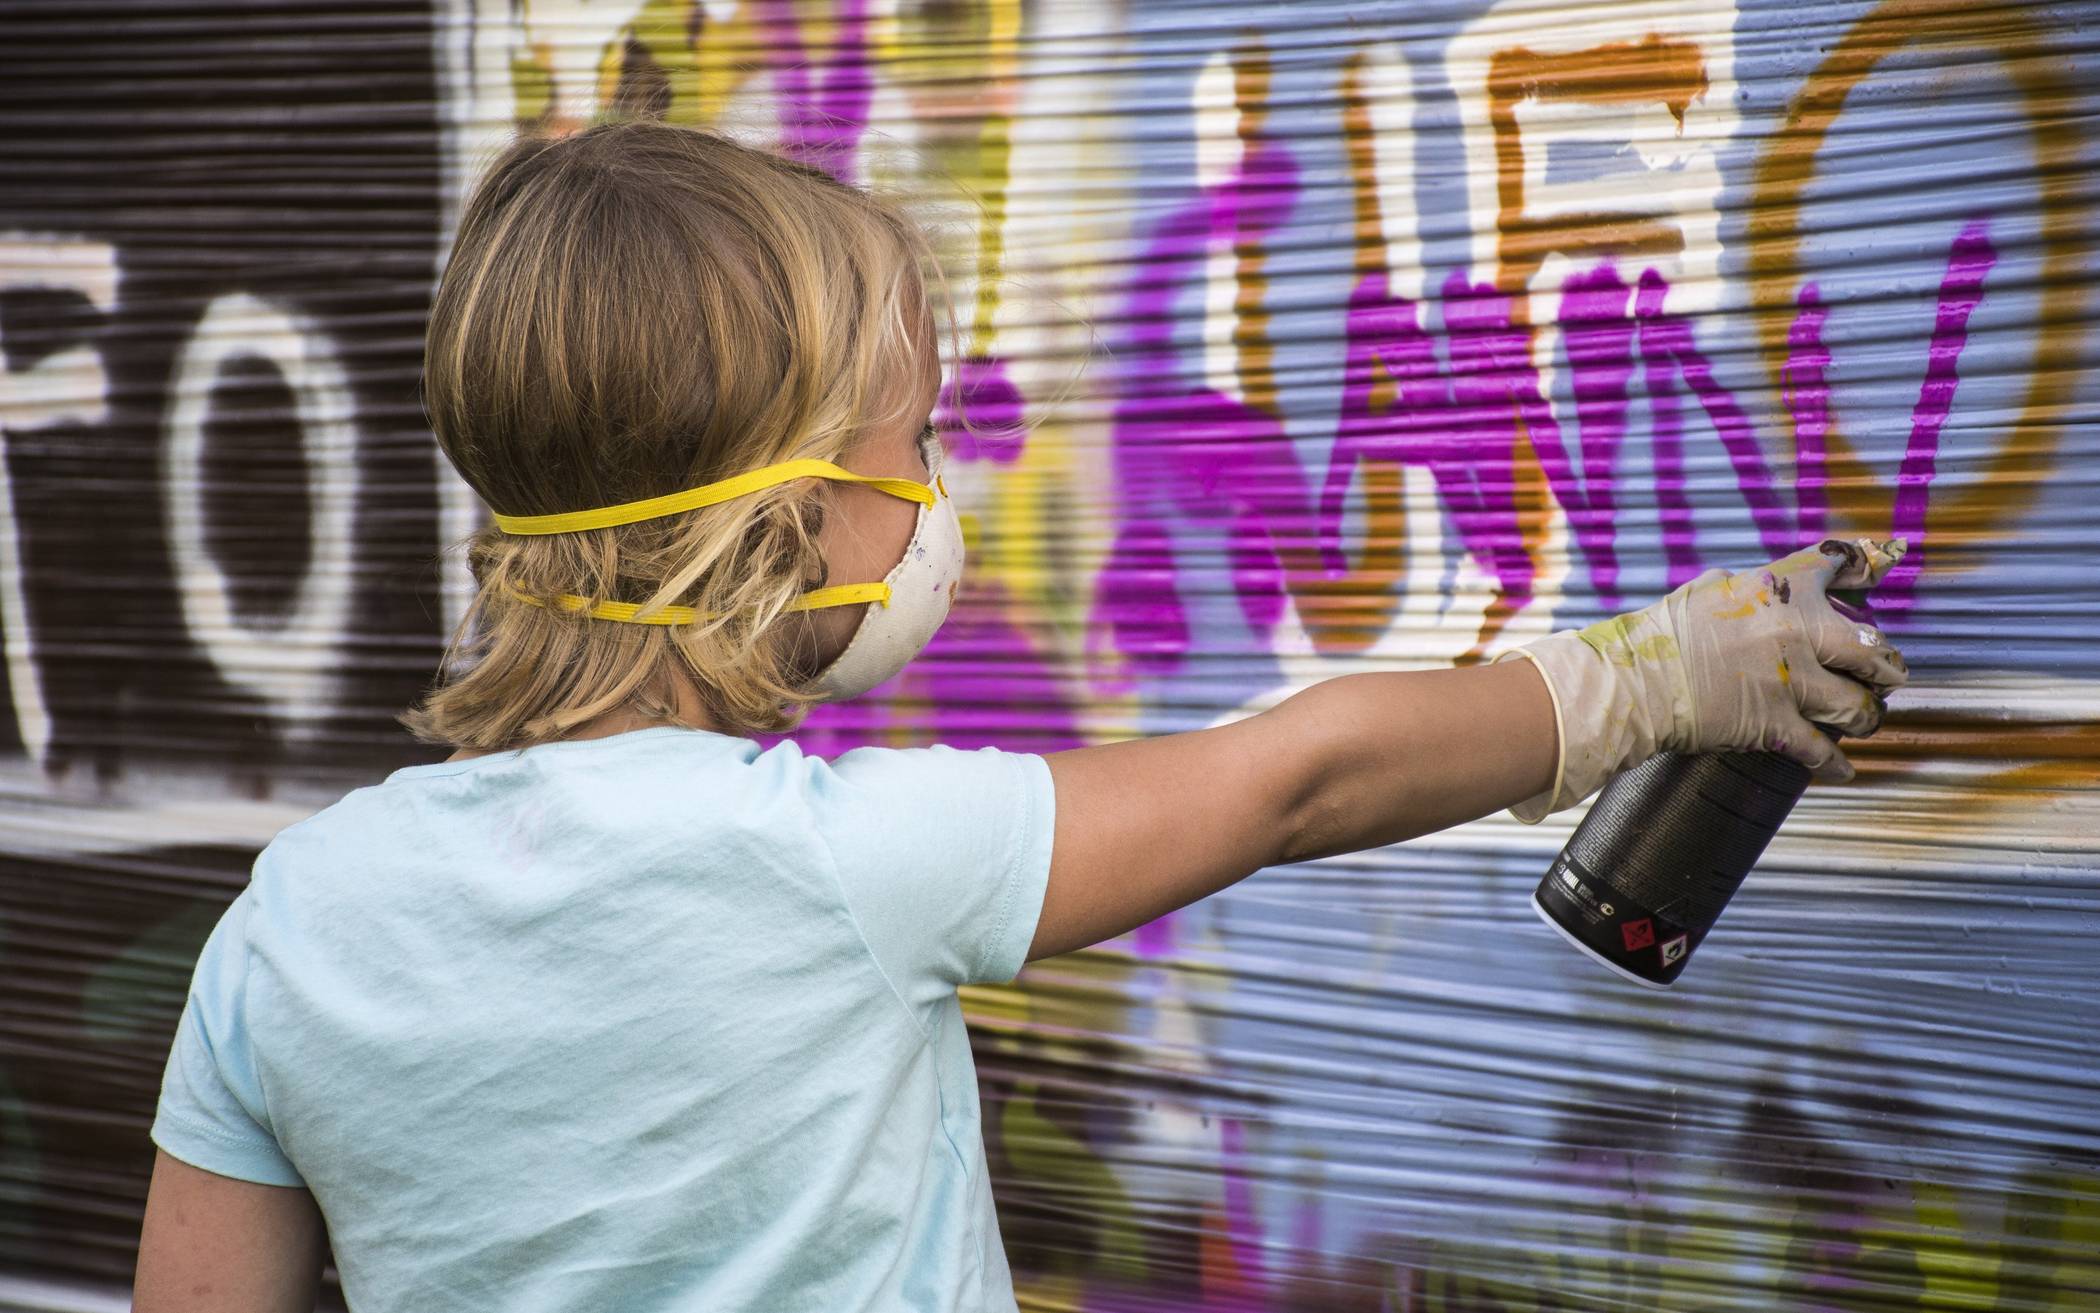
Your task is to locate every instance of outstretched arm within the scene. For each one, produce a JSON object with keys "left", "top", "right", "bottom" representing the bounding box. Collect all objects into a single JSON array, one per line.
[
  {"left": 1033, "top": 656, "right": 1555, "bottom": 961},
  {"left": 1030, "top": 538, "right": 1908, "bottom": 963}
]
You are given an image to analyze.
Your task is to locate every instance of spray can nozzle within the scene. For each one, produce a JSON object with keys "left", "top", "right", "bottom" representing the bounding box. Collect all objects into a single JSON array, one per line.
[{"left": 1827, "top": 585, "right": 1872, "bottom": 623}]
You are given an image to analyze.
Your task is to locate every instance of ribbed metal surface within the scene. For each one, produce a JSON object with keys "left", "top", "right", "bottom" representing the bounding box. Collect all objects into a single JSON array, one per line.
[{"left": 1, "top": 0, "right": 2096, "bottom": 1306}]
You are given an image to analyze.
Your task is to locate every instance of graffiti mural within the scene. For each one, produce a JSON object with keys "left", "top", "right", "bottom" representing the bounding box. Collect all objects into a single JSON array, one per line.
[{"left": 1, "top": 0, "right": 2096, "bottom": 1306}]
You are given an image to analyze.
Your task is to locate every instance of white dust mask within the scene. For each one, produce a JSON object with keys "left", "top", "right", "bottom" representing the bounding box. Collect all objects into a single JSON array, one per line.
[{"left": 802, "top": 430, "right": 964, "bottom": 701}]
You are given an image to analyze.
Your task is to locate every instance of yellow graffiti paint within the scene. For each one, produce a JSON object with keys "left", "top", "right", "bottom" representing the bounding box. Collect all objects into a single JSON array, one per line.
[{"left": 511, "top": 44, "right": 554, "bottom": 126}]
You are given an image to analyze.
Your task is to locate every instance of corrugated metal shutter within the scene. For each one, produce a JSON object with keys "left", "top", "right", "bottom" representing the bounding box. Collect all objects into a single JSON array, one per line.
[{"left": 1, "top": 1, "right": 2095, "bottom": 1305}]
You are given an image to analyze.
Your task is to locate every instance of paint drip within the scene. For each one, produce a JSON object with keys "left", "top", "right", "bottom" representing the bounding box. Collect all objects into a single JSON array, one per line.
[{"left": 1533, "top": 587, "right": 1873, "bottom": 988}]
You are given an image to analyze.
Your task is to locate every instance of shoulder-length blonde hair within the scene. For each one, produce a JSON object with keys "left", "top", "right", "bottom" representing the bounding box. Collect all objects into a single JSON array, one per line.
[{"left": 403, "top": 118, "right": 955, "bottom": 749}]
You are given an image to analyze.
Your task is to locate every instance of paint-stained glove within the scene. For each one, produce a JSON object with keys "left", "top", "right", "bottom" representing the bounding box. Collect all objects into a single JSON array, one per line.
[{"left": 1501, "top": 537, "right": 1910, "bottom": 823}]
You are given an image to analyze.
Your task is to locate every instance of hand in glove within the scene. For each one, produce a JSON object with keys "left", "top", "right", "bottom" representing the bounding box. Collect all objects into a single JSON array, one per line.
[{"left": 1502, "top": 538, "right": 1910, "bottom": 822}]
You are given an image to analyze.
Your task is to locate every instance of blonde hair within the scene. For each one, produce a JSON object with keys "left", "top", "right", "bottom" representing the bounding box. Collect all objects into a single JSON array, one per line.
[{"left": 404, "top": 118, "right": 956, "bottom": 749}]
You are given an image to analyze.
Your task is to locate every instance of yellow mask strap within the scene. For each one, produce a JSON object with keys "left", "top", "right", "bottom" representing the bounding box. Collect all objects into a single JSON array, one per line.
[
  {"left": 491, "top": 460, "right": 934, "bottom": 536},
  {"left": 510, "top": 581, "right": 889, "bottom": 627}
]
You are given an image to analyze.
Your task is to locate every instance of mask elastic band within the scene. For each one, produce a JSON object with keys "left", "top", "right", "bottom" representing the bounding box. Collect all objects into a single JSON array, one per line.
[
  {"left": 492, "top": 461, "right": 933, "bottom": 536},
  {"left": 508, "top": 581, "right": 889, "bottom": 627}
]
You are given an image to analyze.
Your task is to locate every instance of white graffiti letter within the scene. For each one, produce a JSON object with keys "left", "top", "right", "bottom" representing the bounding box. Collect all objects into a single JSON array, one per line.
[
  {"left": 0, "top": 232, "right": 119, "bottom": 763},
  {"left": 163, "top": 292, "right": 359, "bottom": 732}
]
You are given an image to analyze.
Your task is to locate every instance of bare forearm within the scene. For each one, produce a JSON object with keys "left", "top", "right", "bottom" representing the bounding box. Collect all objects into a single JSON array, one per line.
[
  {"left": 1033, "top": 653, "right": 1556, "bottom": 959},
  {"left": 1271, "top": 658, "right": 1557, "bottom": 864}
]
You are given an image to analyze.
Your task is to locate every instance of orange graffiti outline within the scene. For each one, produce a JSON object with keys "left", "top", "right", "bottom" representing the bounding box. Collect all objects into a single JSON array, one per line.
[
  {"left": 1484, "top": 32, "right": 1707, "bottom": 306},
  {"left": 1748, "top": 0, "right": 2088, "bottom": 547}
]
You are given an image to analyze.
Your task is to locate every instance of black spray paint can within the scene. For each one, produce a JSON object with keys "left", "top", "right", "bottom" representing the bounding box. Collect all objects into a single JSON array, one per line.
[{"left": 1532, "top": 588, "right": 1871, "bottom": 988}]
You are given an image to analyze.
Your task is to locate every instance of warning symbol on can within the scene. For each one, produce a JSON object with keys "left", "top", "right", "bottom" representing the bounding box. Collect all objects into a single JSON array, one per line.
[
  {"left": 1660, "top": 934, "right": 1688, "bottom": 966},
  {"left": 1620, "top": 918, "right": 1655, "bottom": 952}
]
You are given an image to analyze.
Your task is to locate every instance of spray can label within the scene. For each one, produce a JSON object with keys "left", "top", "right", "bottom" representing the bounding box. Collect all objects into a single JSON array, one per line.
[{"left": 1534, "top": 851, "right": 1698, "bottom": 987}]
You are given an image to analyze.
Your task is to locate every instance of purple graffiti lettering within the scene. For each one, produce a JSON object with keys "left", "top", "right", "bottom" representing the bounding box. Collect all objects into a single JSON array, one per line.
[
  {"left": 1884, "top": 220, "right": 1997, "bottom": 611},
  {"left": 1436, "top": 272, "right": 1545, "bottom": 617},
  {"left": 1316, "top": 270, "right": 1540, "bottom": 626},
  {"left": 1784, "top": 284, "right": 1832, "bottom": 543},
  {"left": 1094, "top": 139, "right": 1312, "bottom": 677},
  {"left": 1095, "top": 520, "right": 1192, "bottom": 680},
  {"left": 1640, "top": 282, "right": 1700, "bottom": 589},
  {"left": 938, "top": 355, "right": 1028, "bottom": 463},
  {"left": 1132, "top": 913, "right": 1174, "bottom": 959},
  {"left": 761, "top": 0, "right": 873, "bottom": 183},
  {"left": 770, "top": 687, "right": 892, "bottom": 758},
  {"left": 1320, "top": 270, "right": 1442, "bottom": 574},
  {"left": 1102, "top": 140, "right": 1999, "bottom": 669},
  {"left": 1557, "top": 264, "right": 1636, "bottom": 606},
  {"left": 1635, "top": 270, "right": 1794, "bottom": 563},
  {"left": 778, "top": 584, "right": 1085, "bottom": 757},
  {"left": 912, "top": 583, "right": 1085, "bottom": 752}
]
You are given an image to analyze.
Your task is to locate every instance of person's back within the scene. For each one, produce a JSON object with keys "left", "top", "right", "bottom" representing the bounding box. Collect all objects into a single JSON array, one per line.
[
  {"left": 133, "top": 117, "right": 1909, "bottom": 1311},
  {"left": 162, "top": 728, "right": 1050, "bottom": 1309}
]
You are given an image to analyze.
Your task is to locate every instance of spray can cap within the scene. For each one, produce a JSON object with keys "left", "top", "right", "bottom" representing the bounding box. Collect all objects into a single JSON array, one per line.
[{"left": 1819, "top": 536, "right": 1903, "bottom": 621}]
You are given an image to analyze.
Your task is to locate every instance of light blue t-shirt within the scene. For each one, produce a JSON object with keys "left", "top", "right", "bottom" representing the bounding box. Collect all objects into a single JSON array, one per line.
[{"left": 152, "top": 727, "right": 1056, "bottom": 1312}]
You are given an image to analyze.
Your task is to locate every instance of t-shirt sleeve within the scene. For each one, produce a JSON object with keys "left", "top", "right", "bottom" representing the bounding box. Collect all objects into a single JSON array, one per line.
[
  {"left": 808, "top": 744, "right": 1056, "bottom": 1013},
  {"left": 150, "top": 891, "right": 305, "bottom": 1187}
]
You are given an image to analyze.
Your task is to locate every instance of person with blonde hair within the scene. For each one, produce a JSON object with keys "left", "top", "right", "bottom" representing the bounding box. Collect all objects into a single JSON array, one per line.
[{"left": 134, "top": 118, "right": 1908, "bottom": 1311}]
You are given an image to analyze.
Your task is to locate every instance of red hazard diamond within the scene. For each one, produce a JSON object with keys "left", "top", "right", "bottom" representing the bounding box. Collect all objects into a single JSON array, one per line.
[{"left": 1620, "top": 918, "right": 1656, "bottom": 952}]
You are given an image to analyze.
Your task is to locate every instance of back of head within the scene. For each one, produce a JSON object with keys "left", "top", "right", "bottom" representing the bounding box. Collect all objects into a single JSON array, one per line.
[{"left": 408, "top": 118, "right": 947, "bottom": 748}]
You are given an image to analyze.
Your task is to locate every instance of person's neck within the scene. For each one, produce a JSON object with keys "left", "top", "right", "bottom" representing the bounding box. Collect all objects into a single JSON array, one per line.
[{"left": 445, "top": 685, "right": 728, "bottom": 763}]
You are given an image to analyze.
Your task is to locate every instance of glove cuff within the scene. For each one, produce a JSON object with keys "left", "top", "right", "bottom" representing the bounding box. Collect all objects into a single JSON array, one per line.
[{"left": 1501, "top": 625, "right": 1679, "bottom": 821}]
